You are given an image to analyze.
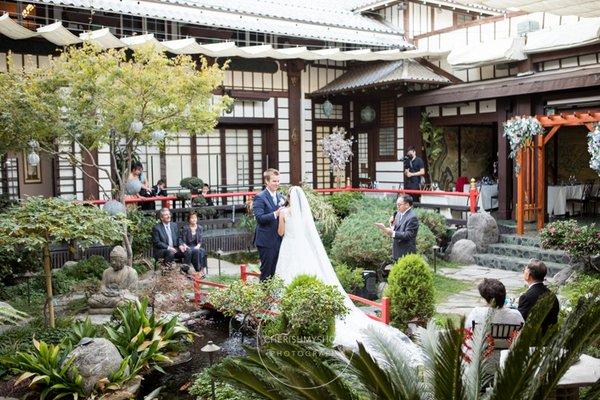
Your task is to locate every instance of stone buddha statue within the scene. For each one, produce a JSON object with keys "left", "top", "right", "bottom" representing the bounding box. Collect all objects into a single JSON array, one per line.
[{"left": 88, "top": 246, "right": 139, "bottom": 314}]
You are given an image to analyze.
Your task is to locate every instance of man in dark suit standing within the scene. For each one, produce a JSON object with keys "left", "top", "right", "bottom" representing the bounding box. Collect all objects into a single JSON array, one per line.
[
  {"left": 253, "top": 168, "right": 284, "bottom": 281},
  {"left": 152, "top": 208, "right": 190, "bottom": 270},
  {"left": 377, "top": 194, "right": 419, "bottom": 261},
  {"left": 518, "top": 259, "right": 560, "bottom": 334}
]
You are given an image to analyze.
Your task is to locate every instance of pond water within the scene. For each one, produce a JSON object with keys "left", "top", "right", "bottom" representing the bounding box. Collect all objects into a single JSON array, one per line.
[{"left": 138, "top": 310, "right": 252, "bottom": 399}]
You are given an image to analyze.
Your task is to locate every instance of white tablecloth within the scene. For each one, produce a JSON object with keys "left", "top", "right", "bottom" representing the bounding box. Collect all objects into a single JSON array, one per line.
[
  {"left": 463, "top": 184, "right": 498, "bottom": 211},
  {"left": 547, "top": 185, "right": 584, "bottom": 216},
  {"left": 420, "top": 193, "right": 478, "bottom": 219}
]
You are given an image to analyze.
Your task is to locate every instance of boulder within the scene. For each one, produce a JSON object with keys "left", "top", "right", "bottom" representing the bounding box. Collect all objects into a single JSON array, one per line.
[
  {"left": 553, "top": 266, "right": 576, "bottom": 286},
  {"left": 449, "top": 239, "right": 477, "bottom": 265},
  {"left": 62, "top": 261, "right": 79, "bottom": 269},
  {"left": 446, "top": 228, "right": 468, "bottom": 254},
  {"left": 64, "top": 338, "right": 127, "bottom": 394},
  {"left": 467, "top": 213, "right": 499, "bottom": 252}
]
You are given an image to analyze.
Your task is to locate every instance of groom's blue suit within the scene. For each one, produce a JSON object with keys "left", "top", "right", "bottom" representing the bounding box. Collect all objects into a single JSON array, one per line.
[{"left": 253, "top": 189, "right": 283, "bottom": 281}]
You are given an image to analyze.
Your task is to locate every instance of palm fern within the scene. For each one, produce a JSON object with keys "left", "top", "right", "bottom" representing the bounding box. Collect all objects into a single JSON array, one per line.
[
  {"left": 0, "top": 303, "right": 28, "bottom": 326},
  {"left": 212, "top": 294, "right": 600, "bottom": 400}
]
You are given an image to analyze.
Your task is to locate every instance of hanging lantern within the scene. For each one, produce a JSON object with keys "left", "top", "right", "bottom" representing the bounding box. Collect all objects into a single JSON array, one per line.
[
  {"left": 322, "top": 100, "right": 333, "bottom": 118},
  {"left": 27, "top": 151, "right": 40, "bottom": 167},
  {"left": 151, "top": 129, "right": 166, "bottom": 142},
  {"left": 124, "top": 179, "right": 142, "bottom": 195},
  {"left": 130, "top": 120, "right": 143, "bottom": 133},
  {"left": 103, "top": 199, "right": 126, "bottom": 216}
]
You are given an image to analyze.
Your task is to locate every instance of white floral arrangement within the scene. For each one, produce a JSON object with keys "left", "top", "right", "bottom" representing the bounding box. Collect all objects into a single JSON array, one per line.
[
  {"left": 588, "top": 124, "right": 600, "bottom": 175},
  {"left": 321, "top": 126, "right": 353, "bottom": 172},
  {"left": 502, "top": 116, "right": 545, "bottom": 159}
]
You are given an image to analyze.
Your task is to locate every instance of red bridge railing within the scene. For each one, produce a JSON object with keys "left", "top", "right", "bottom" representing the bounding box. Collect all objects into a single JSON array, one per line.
[
  {"left": 84, "top": 184, "right": 480, "bottom": 214},
  {"left": 192, "top": 264, "right": 391, "bottom": 324}
]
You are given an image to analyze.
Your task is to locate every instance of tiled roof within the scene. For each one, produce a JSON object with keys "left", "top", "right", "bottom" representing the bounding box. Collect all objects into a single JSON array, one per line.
[
  {"left": 312, "top": 60, "right": 451, "bottom": 95},
  {"left": 29, "top": 0, "right": 411, "bottom": 48}
]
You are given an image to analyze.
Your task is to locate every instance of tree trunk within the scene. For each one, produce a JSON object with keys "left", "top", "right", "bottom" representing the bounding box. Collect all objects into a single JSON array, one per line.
[
  {"left": 119, "top": 172, "right": 134, "bottom": 266},
  {"left": 43, "top": 243, "right": 55, "bottom": 328}
]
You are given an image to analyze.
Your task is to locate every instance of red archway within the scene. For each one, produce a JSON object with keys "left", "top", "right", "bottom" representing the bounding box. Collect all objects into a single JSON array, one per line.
[{"left": 515, "top": 112, "right": 600, "bottom": 234}]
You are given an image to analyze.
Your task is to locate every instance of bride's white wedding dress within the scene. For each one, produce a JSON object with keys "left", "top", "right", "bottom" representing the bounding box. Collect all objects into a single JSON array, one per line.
[{"left": 275, "top": 187, "right": 422, "bottom": 366}]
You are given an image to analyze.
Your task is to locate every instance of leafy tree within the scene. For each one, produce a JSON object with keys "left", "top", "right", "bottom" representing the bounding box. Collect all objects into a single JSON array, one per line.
[
  {"left": 1, "top": 43, "right": 230, "bottom": 260},
  {"left": 212, "top": 295, "right": 600, "bottom": 400},
  {"left": 0, "top": 197, "right": 124, "bottom": 327},
  {"left": 420, "top": 112, "right": 445, "bottom": 184}
]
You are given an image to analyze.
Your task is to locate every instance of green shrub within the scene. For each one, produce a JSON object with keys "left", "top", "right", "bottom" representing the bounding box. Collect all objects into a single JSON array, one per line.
[
  {"left": 238, "top": 214, "right": 257, "bottom": 233},
  {"left": 209, "top": 277, "right": 284, "bottom": 320},
  {"left": 564, "top": 224, "right": 600, "bottom": 272},
  {"left": 417, "top": 225, "right": 436, "bottom": 259},
  {"left": 127, "top": 208, "right": 156, "bottom": 256},
  {"left": 0, "top": 246, "right": 40, "bottom": 285},
  {"left": 384, "top": 254, "right": 435, "bottom": 330},
  {"left": 62, "top": 255, "right": 108, "bottom": 281},
  {"left": 347, "top": 196, "right": 394, "bottom": 215},
  {"left": 327, "top": 191, "right": 364, "bottom": 218},
  {"left": 331, "top": 208, "right": 391, "bottom": 269},
  {"left": 414, "top": 209, "right": 447, "bottom": 243},
  {"left": 180, "top": 177, "right": 204, "bottom": 193},
  {"left": 562, "top": 272, "right": 600, "bottom": 307},
  {"left": 334, "top": 263, "right": 364, "bottom": 293},
  {"left": 192, "top": 195, "right": 218, "bottom": 218},
  {"left": 190, "top": 365, "right": 262, "bottom": 400},
  {"left": 540, "top": 219, "right": 580, "bottom": 249},
  {"left": 279, "top": 275, "right": 348, "bottom": 346}
]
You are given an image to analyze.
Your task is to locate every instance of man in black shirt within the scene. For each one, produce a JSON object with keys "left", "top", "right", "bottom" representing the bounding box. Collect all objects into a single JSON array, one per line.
[{"left": 404, "top": 147, "right": 425, "bottom": 201}]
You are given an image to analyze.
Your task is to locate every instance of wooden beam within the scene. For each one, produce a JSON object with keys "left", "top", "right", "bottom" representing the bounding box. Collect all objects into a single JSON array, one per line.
[
  {"left": 536, "top": 135, "right": 545, "bottom": 231},
  {"left": 543, "top": 125, "right": 561, "bottom": 146},
  {"left": 516, "top": 149, "right": 525, "bottom": 235}
]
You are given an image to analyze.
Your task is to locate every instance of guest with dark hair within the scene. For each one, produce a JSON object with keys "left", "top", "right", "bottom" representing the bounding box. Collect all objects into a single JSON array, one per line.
[
  {"left": 466, "top": 278, "right": 524, "bottom": 329},
  {"left": 518, "top": 259, "right": 560, "bottom": 333},
  {"left": 201, "top": 184, "right": 214, "bottom": 207},
  {"left": 152, "top": 179, "right": 168, "bottom": 197},
  {"left": 404, "top": 146, "right": 425, "bottom": 202},
  {"left": 376, "top": 194, "right": 419, "bottom": 261},
  {"left": 182, "top": 211, "right": 208, "bottom": 277}
]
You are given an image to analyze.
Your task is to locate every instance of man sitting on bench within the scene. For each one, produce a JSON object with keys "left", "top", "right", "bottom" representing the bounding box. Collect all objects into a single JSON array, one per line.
[{"left": 152, "top": 208, "right": 190, "bottom": 272}]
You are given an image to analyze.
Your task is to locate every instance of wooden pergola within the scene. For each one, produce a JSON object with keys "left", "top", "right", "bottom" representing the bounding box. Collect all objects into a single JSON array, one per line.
[{"left": 515, "top": 111, "right": 600, "bottom": 235}]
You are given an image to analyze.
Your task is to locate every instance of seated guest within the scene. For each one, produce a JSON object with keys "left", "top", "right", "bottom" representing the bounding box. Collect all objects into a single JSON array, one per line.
[
  {"left": 152, "top": 208, "right": 190, "bottom": 270},
  {"left": 182, "top": 212, "right": 208, "bottom": 276},
  {"left": 518, "top": 259, "right": 560, "bottom": 334},
  {"left": 202, "top": 184, "right": 214, "bottom": 206},
  {"left": 466, "top": 278, "right": 524, "bottom": 328},
  {"left": 152, "top": 179, "right": 168, "bottom": 197}
]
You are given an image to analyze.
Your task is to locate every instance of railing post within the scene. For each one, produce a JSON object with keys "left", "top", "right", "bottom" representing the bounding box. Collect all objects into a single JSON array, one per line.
[
  {"left": 381, "top": 297, "right": 390, "bottom": 325},
  {"left": 240, "top": 264, "right": 247, "bottom": 283},
  {"left": 469, "top": 178, "right": 478, "bottom": 214},
  {"left": 193, "top": 275, "right": 201, "bottom": 304}
]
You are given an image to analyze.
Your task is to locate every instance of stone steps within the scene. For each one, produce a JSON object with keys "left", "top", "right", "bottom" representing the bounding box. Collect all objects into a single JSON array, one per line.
[
  {"left": 473, "top": 253, "right": 565, "bottom": 276},
  {"left": 498, "top": 234, "right": 541, "bottom": 248},
  {"left": 487, "top": 243, "right": 570, "bottom": 265}
]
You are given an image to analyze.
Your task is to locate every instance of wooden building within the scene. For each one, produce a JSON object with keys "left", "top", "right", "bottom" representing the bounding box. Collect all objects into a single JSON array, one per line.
[{"left": 1, "top": 0, "right": 599, "bottom": 222}]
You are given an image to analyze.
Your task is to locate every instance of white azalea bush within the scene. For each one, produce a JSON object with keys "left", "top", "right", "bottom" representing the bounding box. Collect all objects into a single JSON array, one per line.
[
  {"left": 503, "top": 116, "right": 545, "bottom": 159},
  {"left": 588, "top": 125, "right": 600, "bottom": 175}
]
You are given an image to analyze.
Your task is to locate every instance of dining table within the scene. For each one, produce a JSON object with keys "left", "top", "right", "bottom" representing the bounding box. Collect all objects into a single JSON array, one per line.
[
  {"left": 463, "top": 183, "right": 498, "bottom": 211},
  {"left": 546, "top": 184, "right": 585, "bottom": 216}
]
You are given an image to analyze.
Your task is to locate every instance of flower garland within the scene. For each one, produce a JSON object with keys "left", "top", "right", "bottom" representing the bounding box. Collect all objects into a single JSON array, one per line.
[
  {"left": 588, "top": 124, "right": 600, "bottom": 175},
  {"left": 502, "top": 116, "right": 545, "bottom": 159},
  {"left": 321, "top": 126, "right": 353, "bottom": 172}
]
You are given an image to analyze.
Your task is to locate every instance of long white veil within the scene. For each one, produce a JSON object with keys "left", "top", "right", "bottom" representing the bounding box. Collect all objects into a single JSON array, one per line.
[{"left": 277, "top": 187, "right": 422, "bottom": 366}]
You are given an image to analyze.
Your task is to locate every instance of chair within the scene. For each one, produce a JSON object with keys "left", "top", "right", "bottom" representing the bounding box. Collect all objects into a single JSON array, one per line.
[
  {"left": 471, "top": 321, "right": 524, "bottom": 349},
  {"left": 566, "top": 180, "right": 594, "bottom": 216},
  {"left": 455, "top": 176, "right": 469, "bottom": 192}
]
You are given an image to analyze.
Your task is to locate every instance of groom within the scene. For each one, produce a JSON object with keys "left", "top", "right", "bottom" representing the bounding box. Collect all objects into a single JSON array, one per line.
[{"left": 253, "top": 168, "right": 284, "bottom": 281}]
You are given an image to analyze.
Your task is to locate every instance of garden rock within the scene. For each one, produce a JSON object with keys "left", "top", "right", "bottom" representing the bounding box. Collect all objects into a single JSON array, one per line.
[
  {"left": 449, "top": 239, "right": 477, "bottom": 264},
  {"left": 553, "top": 266, "right": 575, "bottom": 286},
  {"left": 62, "top": 261, "right": 78, "bottom": 269},
  {"left": 447, "top": 228, "right": 468, "bottom": 254},
  {"left": 64, "top": 337, "right": 127, "bottom": 394},
  {"left": 467, "top": 213, "right": 498, "bottom": 251}
]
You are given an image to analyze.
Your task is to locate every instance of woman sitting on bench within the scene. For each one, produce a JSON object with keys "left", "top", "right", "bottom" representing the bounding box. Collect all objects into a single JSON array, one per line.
[{"left": 182, "top": 211, "right": 208, "bottom": 277}]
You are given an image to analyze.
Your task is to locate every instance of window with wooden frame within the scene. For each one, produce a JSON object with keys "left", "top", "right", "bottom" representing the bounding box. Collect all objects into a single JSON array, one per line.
[{"left": 377, "top": 99, "right": 397, "bottom": 160}]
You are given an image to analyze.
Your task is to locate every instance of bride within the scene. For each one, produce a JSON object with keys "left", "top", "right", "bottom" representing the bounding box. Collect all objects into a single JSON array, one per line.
[{"left": 275, "top": 186, "right": 422, "bottom": 366}]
